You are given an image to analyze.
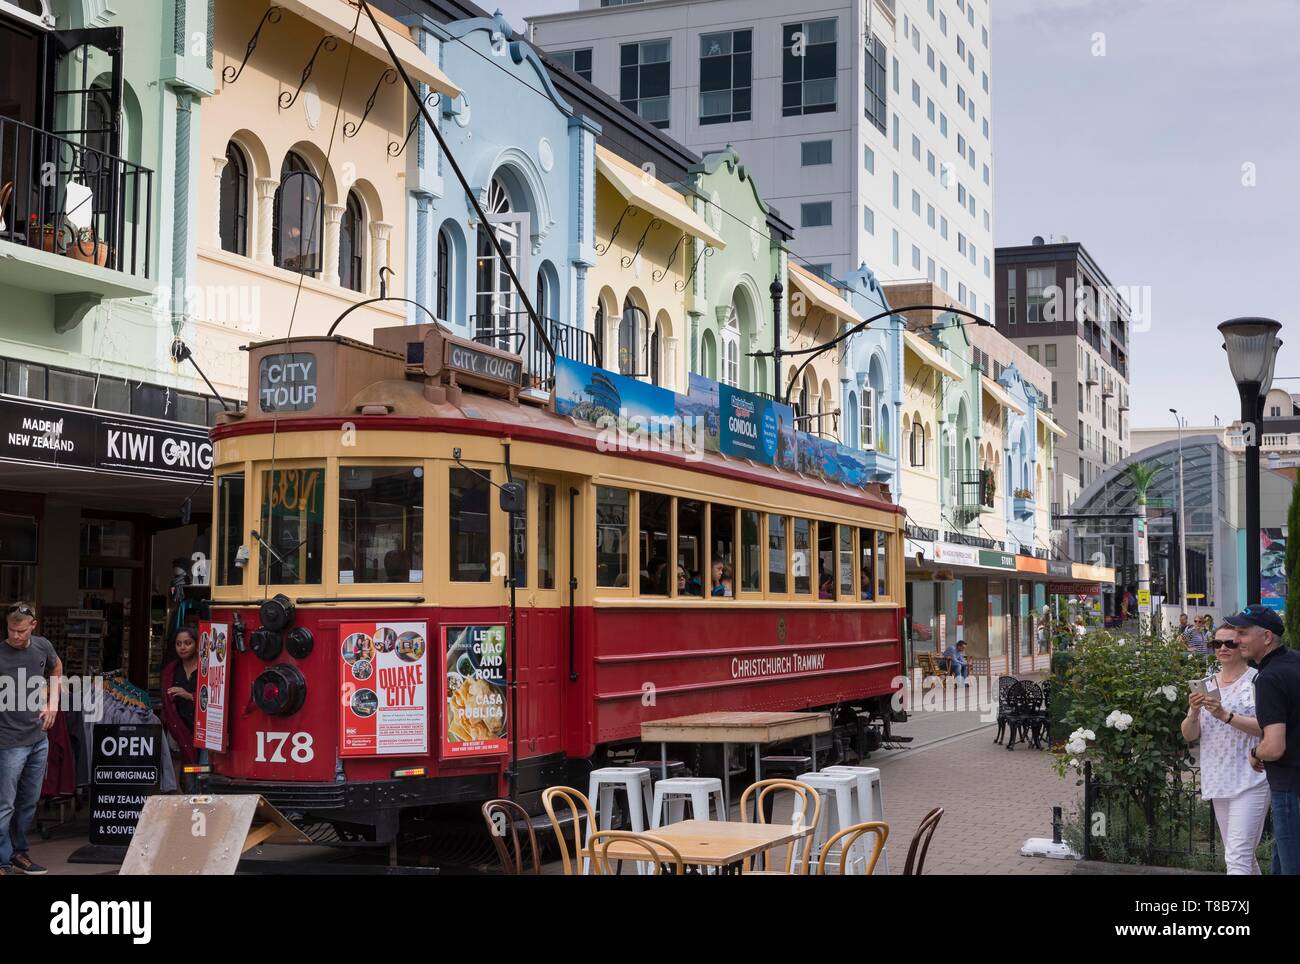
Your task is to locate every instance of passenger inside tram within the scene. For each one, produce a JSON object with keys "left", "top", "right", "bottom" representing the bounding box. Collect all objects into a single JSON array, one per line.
[
  {"left": 679, "top": 565, "right": 703, "bottom": 596},
  {"left": 710, "top": 561, "right": 734, "bottom": 597}
]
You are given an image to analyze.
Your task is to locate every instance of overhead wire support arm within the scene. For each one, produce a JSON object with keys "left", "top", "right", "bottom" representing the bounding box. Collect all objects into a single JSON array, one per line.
[{"left": 359, "top": 0, "right": 554, "bottom": 361}]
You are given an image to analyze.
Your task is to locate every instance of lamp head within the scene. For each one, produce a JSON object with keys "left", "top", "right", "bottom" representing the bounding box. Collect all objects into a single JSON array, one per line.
[{"left": 1218, "top": 317, "right": 1282, "bottom": 394}]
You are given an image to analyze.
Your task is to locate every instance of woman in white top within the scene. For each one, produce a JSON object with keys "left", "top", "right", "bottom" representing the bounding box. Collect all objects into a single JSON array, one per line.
[{"left": 1180, "top": 624, "right": 1270, "bottom": 874}]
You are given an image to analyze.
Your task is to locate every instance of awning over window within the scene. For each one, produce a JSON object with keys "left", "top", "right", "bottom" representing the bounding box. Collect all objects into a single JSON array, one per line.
[
  {"left": 788, "top": 263, "right": 865, "bottom": 327},
  {"left": 981, "top": 374, "right": 1026, "bottom": 416},
  {"left": 595, "top": 144, "right": 726, "bottom": 249},
  {"left": 1037, "top": 409, "right": 1067, "bottom": 438},
  {"left": 277, "top": 0, "right": 460, "bottom": 98},
  {"left": 903, "top": 330, "right": 963, "bottom": 382}
]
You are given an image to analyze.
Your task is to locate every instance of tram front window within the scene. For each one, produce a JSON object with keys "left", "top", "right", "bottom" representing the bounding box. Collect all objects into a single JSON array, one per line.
[
  {"left": 859, "top": 528, "right": 876, "bottom": 600},
  {"left": 839, "top": 525, "right": 855, "bottom": 597},
  {"left": 450, "top": 468, "right": 491, "bottom": 582},
  {"left": 596, "top": 487, "right": 629, "bottom": 588},
  {"left": 817, "top": 522, "right": 835, "bottom": 599},
  {"left": 709, "top": 505, "right": 735, "bottom": 598},
  {"left": 676, "top": 499, "right": 704, "bottom": 597},
  {"left": 216, "top": 473, "right": 245, "bottom": 586},
  {"left": 338, "top": 466, "right": 424, "bottom": 584},
  {"left": 741, "top": 510, "right": 761, "bottom": 593},
  {"left": 639, "top": 491, "right": 671, "bottom": 595},
  {"left": 259, "top": 468, "right": 324, "bottom": 585},
  {"left": 793, "top": 518, "right": 812, "bottom": 595},
  {"left": 876, "top": 531, "right": 891, "bottom": 599},
  {"left": 768, "top": 515, "right": 788, "bottom": 594}
]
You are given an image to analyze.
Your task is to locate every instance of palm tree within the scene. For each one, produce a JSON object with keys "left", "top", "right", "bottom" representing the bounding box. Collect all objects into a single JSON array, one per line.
[{"left": 1127, "top": 462, "right": 1162, "bottom": 636}]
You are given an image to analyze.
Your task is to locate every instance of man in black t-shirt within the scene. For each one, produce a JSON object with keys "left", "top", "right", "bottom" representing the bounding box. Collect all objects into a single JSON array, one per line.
[{"left": 1229, "top": 604, "right": 1300, "bottom": 874}]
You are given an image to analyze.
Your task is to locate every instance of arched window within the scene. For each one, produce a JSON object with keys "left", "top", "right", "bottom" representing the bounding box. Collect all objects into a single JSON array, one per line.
[
  {"left": 219, "top": 141, "right": 249, "bottom": 256},
  {"left": 721, "top": 314, "right": 740, "bottom": 387},
  {"left": 594, "top": 300, "right": 606, "bottom": 367},
  {"left": 535, "top": 269, "right": 550, "bottom": 323},
  {"left": 910, "top": 420, "right": 926, "bottom": 467},
  {"left": 700, "top": 330, "right": 718, "bottom": 380},
  {"left": 339, "top": 191, "right": 365, "bottom": 292},
  {"left": 273, "top": 151, "right": 323, "bottom": 276},
  {"left": 436, "top": 227, "right": 451, "bottom": 321},
  {"left": 860, "top": 386, "right": 875, "bottom": 449},
  {"left": 475, "top": 177, "right": 520, "bottom": 349},
  {"left": 618, "top": 296, "right": 647, "bottom": 377},
  {"left": 650, "top": 320, "right": 662, "bottom": 386}
]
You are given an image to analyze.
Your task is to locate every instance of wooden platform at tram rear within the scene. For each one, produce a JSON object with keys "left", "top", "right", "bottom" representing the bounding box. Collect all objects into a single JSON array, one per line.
[{"left": 640, "top": 711, "right": 832, "bottom": 746}]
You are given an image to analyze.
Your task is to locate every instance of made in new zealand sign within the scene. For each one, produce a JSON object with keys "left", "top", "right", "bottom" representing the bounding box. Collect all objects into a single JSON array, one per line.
[{"left": 0, "top": 395, "right": 213, "bottom": 483}]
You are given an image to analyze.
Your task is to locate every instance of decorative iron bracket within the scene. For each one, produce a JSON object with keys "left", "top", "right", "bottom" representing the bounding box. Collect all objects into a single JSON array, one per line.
[
  {"left": 223, "top": 6, "right": 282, "bottom": 86},
  {"left": 675, "top": 244, "right": 713, "bottom": 292},
  {"left": 344, "top": 68, "right": 398, "bottom": 139},
  {"left": 596, "top": 203, "right": 634, "bottom": 256},
  {"left": 388, "top": 92, "right": 441, "bottom": 157},
  {"left": 280, "top": 35, "right": 340, "bottom": 110},
  {"left": 653, "top": 232, "right": 688, "bottom": 284},
  {"left": 621, "top": 217, "right": 661, "bottom": 269}
]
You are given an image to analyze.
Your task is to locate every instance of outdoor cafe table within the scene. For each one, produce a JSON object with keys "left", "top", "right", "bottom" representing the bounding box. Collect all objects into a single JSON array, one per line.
[
  {"left": 597, "top": 819, "right": 813, "bottom": 874},
  {"left": 640, "top": 711, "right": 833, "bottom": 813}
]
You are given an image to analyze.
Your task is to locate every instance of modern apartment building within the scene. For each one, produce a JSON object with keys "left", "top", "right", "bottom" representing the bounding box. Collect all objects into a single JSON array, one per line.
[
  {"left": 527, "top": 0, "right": 995, "bottom": 322},
  {"left": 994, "top": 237, "right": 1132, "bottom": 515}
]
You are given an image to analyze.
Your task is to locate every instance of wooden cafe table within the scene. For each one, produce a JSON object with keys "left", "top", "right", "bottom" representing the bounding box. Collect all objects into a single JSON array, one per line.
[
  {"left": 597, "top": 819, "right": 812, "bottom": 875},
  {"left": 640, "top": 711, "right": 832, "bottom": 813}
]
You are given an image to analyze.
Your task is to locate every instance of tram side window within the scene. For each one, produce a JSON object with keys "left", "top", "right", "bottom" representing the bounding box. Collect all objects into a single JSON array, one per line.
[
  {"left": 768, "top": 515, "right": 788, "bottom": 594},
  {"left": 538, "top": 483, "right": 556, "bottom": 590},
  {"left": 876, "top": 531, "right": 892, "bottom": 599},
  {"left": 677, "top": 499, "right": 705, "bottom": 597},
  {"left": 817, "top": 522, "right": 835, "bottom": 599},
  {"left": 216, "top": 473, "right": 245, "bottom": 586},
  {"left": 839, "top": 525, "right": 855, "bottom": 597},
  {"left": 709, "top": 504, "right": 735, "bottom": 598},
  {"left": 596, "top": 487, "right": 630, "bottom": 588},
  {"left": 793, "top": 518, "right": 812, "bottom": 595},
  {"left": 450, "top": 468, "right": 491, "bottom": 582},
  {"left": 338, "top": 466, "right": 423, "bottom": 583},
  {"left": 511, "top": 480, "right": 528, "bottom": 589},
  {"left": 259, "top": 468, "right": 324, "bottom": 585},
  {"left": 741, "top": 510, "right": 762, "bottom": 593},
  {"left": 640, "top": 491, "right": 671, "bottom": 595},
  {"left": 859, "top": 528, "right": 876, "bottom": 600}
]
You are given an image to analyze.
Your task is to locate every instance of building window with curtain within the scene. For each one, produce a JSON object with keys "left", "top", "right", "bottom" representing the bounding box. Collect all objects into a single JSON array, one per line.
[
  {"left": 273, "top": 152, "right": 324, "bottom": 276},
  {"left": 620, "top": 39, "right": 671, "bottom": 128},
  {"left": 860, "top": 388, "right": 874, "bottom": 449},
  {"left": 782, "top": 18, "right": 837, "bottom": 116},
  {"left": 219, "top": 141, "right": 249, "bottom": 256},
  {"left": 338, "top": 191, "right": 365, "bottom": 292},
  {"left": 699, "top": 29, "right": 751, "bottom": 124}
]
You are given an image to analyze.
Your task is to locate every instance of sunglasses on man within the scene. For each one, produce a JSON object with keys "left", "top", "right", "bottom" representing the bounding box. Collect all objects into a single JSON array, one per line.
[{"left": 6, "top": 604, "right": 35, "bottom": 618}]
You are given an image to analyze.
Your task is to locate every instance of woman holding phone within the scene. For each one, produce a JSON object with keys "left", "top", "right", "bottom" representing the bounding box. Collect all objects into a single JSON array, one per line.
[{"left": 1180, "top": 623, "right": 1269, "bottom": 874}]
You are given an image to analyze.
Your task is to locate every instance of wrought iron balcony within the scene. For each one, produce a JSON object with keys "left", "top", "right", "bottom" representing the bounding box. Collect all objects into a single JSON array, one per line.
[
  {"left": 0, "top": 115, "right": 153, "bottom": 280},
  {"left": 471, "top": 311, "right": 599, "bottom": 395}
]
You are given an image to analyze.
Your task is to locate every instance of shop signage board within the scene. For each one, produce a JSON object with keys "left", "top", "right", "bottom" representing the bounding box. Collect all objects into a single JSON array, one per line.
[
  {"left": 340, "top": 621, "right": 430, "bottom": 757},
  {"left": 89, "top": 723, "right": 162, "bottom": 845},
  {"left": 194, "top": 621, "right": 230, "bottom": 752},
  {"left": 1049, "top": 581, "right": 1102, "bottom": 597},
  {"left": 0, "top": 395, "right": 213, "bottom": 483},
  {"left": 440, "top": 624, "right": 508, "bottom": 759},
  {"left": 979, "top": 550, "right": 1017, "bottom": 570},
  {"left": 933, "top": 542, "right": 981, "bottom": 567},
  {"left": 1047, "top": 560, "right": 1072, "bottom": 578}
]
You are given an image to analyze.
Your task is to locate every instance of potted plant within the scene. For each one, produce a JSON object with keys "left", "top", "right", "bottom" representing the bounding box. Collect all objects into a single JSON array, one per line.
[
  {"left": 67, "top": 225, "right": 109, "bottom": 267},
  {"left": 27, "top": 215, "right": 63, "bottom": 253},
  {"left": 1014, "top": 486, "right": 1034, "bottom": 500}
]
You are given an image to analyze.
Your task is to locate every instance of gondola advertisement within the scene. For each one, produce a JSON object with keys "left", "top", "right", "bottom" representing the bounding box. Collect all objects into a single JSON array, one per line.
[
  {"left": 339, "top": 621, "right": 429, "bottom": 756},
  {"left": 441, "top": 624, "right": 508, "bottom": 758},
  {"left": 194, "top": 621, "right": 229, "bottom": 751}
]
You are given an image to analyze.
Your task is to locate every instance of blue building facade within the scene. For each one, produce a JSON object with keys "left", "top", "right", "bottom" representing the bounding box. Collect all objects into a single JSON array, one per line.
[{"left": 841, "top": 264, "right": 904, "bottom": 501}]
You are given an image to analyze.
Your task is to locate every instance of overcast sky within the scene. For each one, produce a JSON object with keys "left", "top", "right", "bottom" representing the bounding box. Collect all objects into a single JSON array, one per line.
[{"left": 494, "top": 0, "right": 1300, "bottom": 429}]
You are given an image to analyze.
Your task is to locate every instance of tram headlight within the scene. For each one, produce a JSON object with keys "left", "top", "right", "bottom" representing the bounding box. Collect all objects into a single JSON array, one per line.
[
  {"left": 286, "top": 626, "right": 314, "bottom": 659},
  {"left": 260, "top": 593, "right": 296, "bottom": 632},
  {"left": 252, "top": 664, "right": 307, "bottom": 717},
  {"left": 249, "top": 627, "right": 282, "bottom": 661}
]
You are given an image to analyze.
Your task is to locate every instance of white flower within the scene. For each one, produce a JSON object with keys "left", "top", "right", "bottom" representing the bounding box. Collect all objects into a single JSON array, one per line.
[
  {"left": 1083, "top": 729, "right": 1096, "bottom": 740},
  {"left": 1104, "top": 710, "right": 1134, "bottom": 731},
  {"left": 1161, "top": 685, "right": 1178, "bottom": 702},
  {"left": 1065, "top": 738, "right": 1087, "bottom": 755},
  {"left": 1069, "top": 758, "right": 1080, "bottom": 768}
]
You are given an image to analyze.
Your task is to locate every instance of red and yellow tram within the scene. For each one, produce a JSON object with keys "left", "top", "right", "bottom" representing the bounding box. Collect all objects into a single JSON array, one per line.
[{"left": 201, "top": 323, "right": 908, "bottom": 841}]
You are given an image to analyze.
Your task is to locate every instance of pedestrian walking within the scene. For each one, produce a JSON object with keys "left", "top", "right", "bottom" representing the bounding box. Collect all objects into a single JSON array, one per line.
[
  {"left": 1180, "top": 612, "right": 1210, "bottom": 655},
  {"left": 1229, "top": 604, "right": 1300, "bottom": 874},
  {"left": 1180, "top": 622, "right": 1269, "bottom": 874},
  {"left": 0, "top": 601, "right": 61, "bottom": 876}
]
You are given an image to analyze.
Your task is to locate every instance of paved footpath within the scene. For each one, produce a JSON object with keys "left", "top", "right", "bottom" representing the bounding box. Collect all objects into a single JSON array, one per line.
[{"left": 869, "top": 710, "right": 1077, "bottom": 875}]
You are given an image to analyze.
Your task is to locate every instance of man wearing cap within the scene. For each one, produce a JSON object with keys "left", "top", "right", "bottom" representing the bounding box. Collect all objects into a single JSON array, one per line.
[{"left": 1230, "top": 604, "right": 1300, "bottom": 874}]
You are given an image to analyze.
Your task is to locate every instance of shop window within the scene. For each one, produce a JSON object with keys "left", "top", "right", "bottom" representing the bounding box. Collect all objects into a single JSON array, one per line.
[
  {"left": 176, "top": 392, "right": 207, "bottom": 426},
  {"left": 793, "top": 518, "right": 812, "bottom": 594},
  {"left": 338, "top": 466, "right": 423, "bottom": 584},
  {"left": 859, "top": 528, "right": 876, "bottom": 600},
  {"left": 450, "top": 467, "right": 491, "bottom": 583},
  {"left": 538, "top": 483, "right": 556, "bottom": 590},
  {"left": 741, "top": 510, "right": 761, "bottom": 592},
  {"left": 216, "top": 473, "right": 245, "bottom": 586},
  {"left": 839, "top": 525, "right": 854, "bottom": 596},
  {"left": 48, "top": 369, "right": 94, "bottom": 408},
  {"left": 0, "top": 513, "right": 38, "bottom": 605},
  {"left": 817, "top": 522, "right": 835, "bottom": 598},
  {"left": 5, "top": 361, "right": 45, "bottom": 399},
  {"left": 768, "top": 515, "right": 788, "bottom": 594},
  {"left": 259, "top": 468, "right": 324, "bottom": 585},
  {"left": 132, "top": 384, "right": 171, "bottom": 420},
  {"left": 639, "top": 491, "right": 671, "bottom": 595},
  {"left": 95, "top": 378, "right": 131, "bottom": 413},
  {"left": 596, "top": 486, "right": 630, "bottom": 588},
  {"left": 676, "top": 499, "right": 705, "bottom": 596},
  {"left": 710, "top": 504, "right": 735, "bottom": 597}
]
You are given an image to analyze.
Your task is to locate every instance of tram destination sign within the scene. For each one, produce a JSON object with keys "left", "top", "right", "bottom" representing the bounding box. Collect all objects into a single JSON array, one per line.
[
  {"left": 423, "top": 328, "right": 523, "bottom": 398},
  {"left": 258, "top": 352, "right": 318, "bottom": 413},
  {"left": 0, "top": 395, "right": 213, "bottom": 483}
]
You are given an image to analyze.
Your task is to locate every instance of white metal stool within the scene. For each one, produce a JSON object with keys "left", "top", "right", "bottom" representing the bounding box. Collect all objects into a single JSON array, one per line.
[
  {"left": 798, "top": 771, "right": 864, "bottom": 874},
  {"left": 649, "top": 777, "right": 726, "bottom": 829},
  {"left": 588, "top": 767, "right": 653, "bottom": 833},
  {"left": 824, "top": 764, "right": 888, "bottom": 874}
]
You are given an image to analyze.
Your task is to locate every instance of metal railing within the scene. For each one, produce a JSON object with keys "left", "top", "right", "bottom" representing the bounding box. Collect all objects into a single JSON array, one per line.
[
  {"left": 471, "top": 311, "right": 599, "bottom": 394},
  {"left": 0, "top": 115, "right": 153, "bottom": 279}
]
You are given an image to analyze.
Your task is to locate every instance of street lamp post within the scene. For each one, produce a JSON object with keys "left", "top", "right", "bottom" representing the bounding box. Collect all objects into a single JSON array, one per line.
[
  {"left": 1169, "top": 408, "right": 1188, "bottom": 615},
  {"left": 1218, "top": 318, "right": 1283, "bottom": 607}
]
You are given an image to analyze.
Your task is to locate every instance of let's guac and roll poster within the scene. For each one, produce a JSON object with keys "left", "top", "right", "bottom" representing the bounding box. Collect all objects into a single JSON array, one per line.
[{"left": 441, "top": 625, "right": 508, "bottom": 758}]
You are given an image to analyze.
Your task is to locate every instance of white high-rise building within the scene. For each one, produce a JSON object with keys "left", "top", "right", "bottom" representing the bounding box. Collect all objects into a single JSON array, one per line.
[{"left": 528, "top": 0, "right": 994, "bottom": 316}]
